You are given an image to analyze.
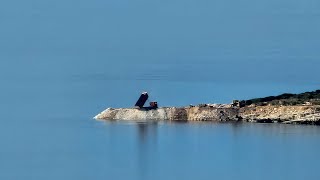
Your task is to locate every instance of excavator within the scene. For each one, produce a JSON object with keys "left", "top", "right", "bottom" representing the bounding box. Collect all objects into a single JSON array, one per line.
[{"left": 135, "top": 92, "right": 158, "bottom": 110}]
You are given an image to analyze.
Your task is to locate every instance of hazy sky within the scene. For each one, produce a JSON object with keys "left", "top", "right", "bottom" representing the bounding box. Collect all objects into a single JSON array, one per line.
[{"left": 0, "top": 0, "right": 319, "bottom": 105}]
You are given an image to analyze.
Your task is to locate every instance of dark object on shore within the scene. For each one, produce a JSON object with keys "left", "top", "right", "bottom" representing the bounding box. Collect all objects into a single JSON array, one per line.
[
  {"left": 135, "top": 92, "right": 158, "bottom": 110},
  {"left": 198, "top": 104, "right": 208, "bottom": 107},
  {"left": 232, "top": 100, "right": 246, "bottom": 108},
  {"left": 135, "top": 92, "right": 149, "bottom": 108},
  {"left": 256, "top": 119, "right": 274, "bottom": 123},
  {"left": 150, "top": 102, "right": 158, "bottom": 108}
]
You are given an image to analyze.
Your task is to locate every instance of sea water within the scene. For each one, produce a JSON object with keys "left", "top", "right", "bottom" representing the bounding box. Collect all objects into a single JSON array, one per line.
[{"left": 1, "top": 0, "right": 320, "bottom": 179}]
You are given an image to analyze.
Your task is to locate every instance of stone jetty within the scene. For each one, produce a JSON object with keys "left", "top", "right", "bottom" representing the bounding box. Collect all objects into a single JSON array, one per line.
[{"left": 94, "top": 104, "right": 320, "bottom": 125}]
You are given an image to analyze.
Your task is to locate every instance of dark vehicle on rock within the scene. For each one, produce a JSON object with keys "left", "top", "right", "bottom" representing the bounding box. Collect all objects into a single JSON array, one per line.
[{"left": 135, "top": 92, "right": 158, "bottom": 110}]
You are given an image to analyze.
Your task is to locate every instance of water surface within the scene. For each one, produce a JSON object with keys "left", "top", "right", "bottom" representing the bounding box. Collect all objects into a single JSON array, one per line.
[{"left": 1, "top": 0, "right": 320, "bottom": 179}]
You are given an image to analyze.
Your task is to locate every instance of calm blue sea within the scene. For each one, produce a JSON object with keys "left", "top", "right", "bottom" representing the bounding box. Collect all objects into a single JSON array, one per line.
[{"left": 1, "top": 0, "right": 320, "bottom": 179}]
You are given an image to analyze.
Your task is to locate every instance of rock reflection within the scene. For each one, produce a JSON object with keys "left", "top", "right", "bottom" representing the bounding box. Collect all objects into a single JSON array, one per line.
[
  {"left": 136, "top": 121, "right": 159, "bottom": 180},
  {"left": 136, "top": 121, "right": 159, "bottom": 143}
]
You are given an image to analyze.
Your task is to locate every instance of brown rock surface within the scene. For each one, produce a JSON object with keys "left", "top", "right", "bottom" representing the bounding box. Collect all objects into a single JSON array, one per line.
[{"left": 239, "top": 105, "right": 320, "bottom": 124}]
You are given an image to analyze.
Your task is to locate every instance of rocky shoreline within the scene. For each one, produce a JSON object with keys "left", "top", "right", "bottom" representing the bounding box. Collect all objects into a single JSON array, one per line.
[
  {"left": 239, "top": 105, "right": 320, "bottom": 125},
  {"left": 94, "top": 104, "right": 320, "bottom": 125}
]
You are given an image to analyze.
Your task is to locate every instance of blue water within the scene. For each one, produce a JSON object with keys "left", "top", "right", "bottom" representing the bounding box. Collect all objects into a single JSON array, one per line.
[{"left": 1, "top": 0, "right": 320, "bottom": 179}]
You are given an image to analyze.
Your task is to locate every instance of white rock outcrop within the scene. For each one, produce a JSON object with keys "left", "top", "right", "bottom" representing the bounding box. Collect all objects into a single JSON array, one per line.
[
  {"left": 94, "top": 105, "right": 320, "bottom": 125},
  {"left": 94, "top": 106, "right": 240, "bottom": 121}
]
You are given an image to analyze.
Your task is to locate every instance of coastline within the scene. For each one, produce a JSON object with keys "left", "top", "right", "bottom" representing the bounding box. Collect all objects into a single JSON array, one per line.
[{"left": 94, "top": 105, "right": 320, "bottom": 125}]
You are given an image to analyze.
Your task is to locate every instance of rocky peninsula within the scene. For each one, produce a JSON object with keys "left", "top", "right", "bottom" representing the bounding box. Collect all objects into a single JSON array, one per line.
[{"left": 95, "top": 90, "right": 320, "bottom": 125}]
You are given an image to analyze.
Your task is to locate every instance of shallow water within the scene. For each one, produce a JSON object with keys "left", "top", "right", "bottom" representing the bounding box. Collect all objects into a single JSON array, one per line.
[
  {"left": 3, "top": 118, "right": 320, "bottom": 180},
  {"left": 1, "top": 0, "right": 320, "bottom": 179}
]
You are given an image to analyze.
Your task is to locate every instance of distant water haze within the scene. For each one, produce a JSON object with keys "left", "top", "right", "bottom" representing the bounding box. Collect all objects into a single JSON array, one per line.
[
  {"left": 0, "top": 0, "right": 319, "bottom": 179},
  {"left": 1, "top": 0, "right": 319, "bottom": 108}
]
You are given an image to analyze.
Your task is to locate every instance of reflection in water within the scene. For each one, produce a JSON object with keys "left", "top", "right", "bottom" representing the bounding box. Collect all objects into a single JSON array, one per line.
[
  {"left": 137, "top": 121, "right": 159, "bottom": 143},
  {"left": 136, "top": 121, "right": 159, "bottom": 180},
  {"left": 101, "top": 121, "right": 320, "bottom": 180}
]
